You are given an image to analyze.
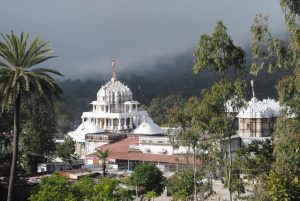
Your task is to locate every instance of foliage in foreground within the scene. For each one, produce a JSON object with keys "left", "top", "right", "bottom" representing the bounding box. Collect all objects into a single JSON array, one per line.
[
  {"left": 29, "top": 174, "right": 134, "bottom": 201},
  {"left": 129, "top": 163, "right": 166, "bottom": 196},
  {"left": 167, "top": 169, "right": 210, "bottom": 200}
]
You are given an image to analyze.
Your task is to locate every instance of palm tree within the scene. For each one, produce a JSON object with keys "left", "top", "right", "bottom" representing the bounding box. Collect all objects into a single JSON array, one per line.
[
  {"left": 96, "top": 149, "right": 111, "bottom": 177},
  {"left": 0, "top": 32, "right": 62, "bottom": 201}
]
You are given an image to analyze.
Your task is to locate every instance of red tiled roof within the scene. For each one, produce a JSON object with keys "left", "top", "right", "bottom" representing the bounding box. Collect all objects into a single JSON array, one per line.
[{"left": 86, "top": 137, "right": 194, "bottom": 164}]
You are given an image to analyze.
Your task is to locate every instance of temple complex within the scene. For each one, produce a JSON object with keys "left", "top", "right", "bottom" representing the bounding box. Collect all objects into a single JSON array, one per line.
[
  {"left": 67, "top": 64, "right": 287, "bottom": 169},
  {"left": 68, "top": 61, "right": 169, "bottom": 159}
]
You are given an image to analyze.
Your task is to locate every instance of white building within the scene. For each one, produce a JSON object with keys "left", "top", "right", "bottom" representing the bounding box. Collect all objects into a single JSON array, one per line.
[{"left": 68, "top": 62, "right": 165, "bottom": 157}]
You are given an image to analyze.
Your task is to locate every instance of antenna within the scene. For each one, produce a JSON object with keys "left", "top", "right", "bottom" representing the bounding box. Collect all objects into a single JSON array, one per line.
[
  {"left": 111, "top": 59, "right": 117, "bottom": 81},
  {"left": 251, "top": 80, "right": 256, "bottom": 98}
]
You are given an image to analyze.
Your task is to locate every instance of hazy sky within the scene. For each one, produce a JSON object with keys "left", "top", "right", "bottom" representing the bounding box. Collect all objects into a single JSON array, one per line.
[{"left": 0, "top": 0, "right": 285, "bottom": 79}]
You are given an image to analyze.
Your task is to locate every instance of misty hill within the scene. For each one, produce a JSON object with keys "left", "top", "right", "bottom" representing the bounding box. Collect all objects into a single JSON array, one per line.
[{"left": 59, "top": 49, "right": 285, "bottom": 121}]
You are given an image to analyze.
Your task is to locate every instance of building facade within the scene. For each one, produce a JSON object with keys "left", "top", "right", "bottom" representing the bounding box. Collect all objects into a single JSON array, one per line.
[{"left": 68, "top": 64, "right": 164, "bottom": 157}]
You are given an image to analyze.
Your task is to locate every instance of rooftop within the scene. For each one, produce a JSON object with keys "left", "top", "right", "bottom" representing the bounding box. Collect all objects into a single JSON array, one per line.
[{"left": 86, "top": 137, "right": 194, "bottom": 164}]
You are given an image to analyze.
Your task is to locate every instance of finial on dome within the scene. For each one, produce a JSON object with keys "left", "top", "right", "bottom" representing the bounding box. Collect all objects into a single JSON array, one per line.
[
  {"left": 111, "top": 59, "right": 117, "bottom": 81},
  {"left": 251, "top": 79, "right": 256, "bottom": 98}
]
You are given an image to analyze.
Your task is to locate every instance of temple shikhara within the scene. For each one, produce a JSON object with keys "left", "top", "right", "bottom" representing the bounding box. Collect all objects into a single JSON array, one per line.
[{"left": 67, "top": 61, "right": 287, "bottom": 170}]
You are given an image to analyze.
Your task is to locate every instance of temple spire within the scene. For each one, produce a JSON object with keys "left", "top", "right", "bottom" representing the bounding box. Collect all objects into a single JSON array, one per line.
[
  {"left": 111, "top": 59, "right": 117, "bottom": 81},
  {"left": 251, "top": 79, "right": 256, "bottom": 98}
]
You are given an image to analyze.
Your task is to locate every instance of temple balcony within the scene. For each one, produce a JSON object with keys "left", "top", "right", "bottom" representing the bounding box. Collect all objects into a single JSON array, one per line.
[
  {"left": 85, "top": 133, "right": 125, "bottom": 142},
  {"left": 138, "top": 136, "right": 171, "bottom": 145},
  {"left": 81, "top": 111, "right": 147, "bottom": 119}
]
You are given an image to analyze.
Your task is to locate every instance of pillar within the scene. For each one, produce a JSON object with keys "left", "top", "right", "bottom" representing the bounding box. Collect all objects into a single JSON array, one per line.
[
  {"left": 124, "top": 117, "right": 128, "bottom": 129},
  {"left": 118, "top": 118, "right": 122, "bottom": 130},
  {"left": 104, "top": 118, "right": 107, "bottom": 129},
  {"left": 111, "top": 118, "right": 114, "bottom": 130},
  {"left": 129, "top": 117, "right": 133, "bottom": 129}
]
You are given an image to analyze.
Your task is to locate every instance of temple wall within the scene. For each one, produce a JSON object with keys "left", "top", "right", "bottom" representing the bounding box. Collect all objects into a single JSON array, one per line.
[
  {"left": 238, "top": 117, "right": 276, "bottom": 137},
  {"left": 84, "top": 141, "right": 109, "bottom": 155}
]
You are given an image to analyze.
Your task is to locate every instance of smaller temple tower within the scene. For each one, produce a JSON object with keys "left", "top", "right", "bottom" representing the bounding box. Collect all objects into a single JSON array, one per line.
[{"left": 236, "top": 80, "right": 281, "bottom": 139}]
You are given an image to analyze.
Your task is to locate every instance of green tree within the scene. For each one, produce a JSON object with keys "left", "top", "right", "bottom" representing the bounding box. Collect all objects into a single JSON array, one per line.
[
  {"left": 168, "top": 80, "right": 246, "bottom": 201},
  {"left": 29, "top": 173, "right": 77, "bottom": 201},
  {"left": 231, "top": 176, "right": 245, "bottom": 197},
  {"left": 54, "top": 101, "right": 70, "bottom": 138},
  {"left": 249, "top": 1, "right": 300, "bottom": 198},
  {"left": 0, "top": 148, "right": 12, "bottom": 178},
  {"left": 273, "top": 118, "right": 300, "bottom": 177},
  {"left": 143, "top": 191, "right": 157, "bottom": 201},
  {"left": 0, "top": 108, "right": 13, "bottom": 133},
  {"left": 96, "top": 149, "right": 111, "bottom": 177},
  {"left": 92, "top": 177, "right": 134, "bottom": 201},
  {"left": 147, "top": 95, "right": 185, "bottom": 126},
  {"left": 171, "top": 190, "right": 189, "bottom": 201},
  {"left": 0, "top": 32, "right": 62, "bottom": 201},
  {"left": 266, "top": 171, "right": 300, "bottom": 201},
  {"left": 236, "top": 139, "right": 274, "bottom": 179},
  {"left": 21, "top": 101, "right": 57, "bottom": 173},
  {"left": 72, "top": 176, "right": 95, "bottom": 200},
  {"left": 168, "top": 97, "right": 207, "bottom": 201},
  {"left": 167, "top": 169, "right": 205, "bottom": 200},
  {"left": 196, "top": 79, "right": 246, "bottom": 201},
  {"left": 193, "top": 20, "right": 247, "bottom": 200},
  {"left": 193, "top": 21, "right": 246, "bottom": 78},
  {"left": 57, "top": 136, "right": 76, "bottom": 162},
  {"left": 130, "top": 163, "right": 166, "bottom": 196}
]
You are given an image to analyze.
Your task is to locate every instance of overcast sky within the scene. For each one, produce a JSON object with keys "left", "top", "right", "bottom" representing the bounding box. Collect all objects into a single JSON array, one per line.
[{"left": 0, "top": 0, "right": 285, "bottom": 79}]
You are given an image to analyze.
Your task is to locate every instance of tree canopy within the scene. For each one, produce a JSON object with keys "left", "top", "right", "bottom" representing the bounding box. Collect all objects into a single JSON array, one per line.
[
  {"left": 130, "top": 163, "right": 166, "bottom": 196},
  {"left": 56, "top": 136, "right": 76, "bottom": 162},
  {"left": 29, "top": 174, "right": 134, "bottom": 201},
  {"left": 193, "top": 21, "right": 246, "bottom": 78}
]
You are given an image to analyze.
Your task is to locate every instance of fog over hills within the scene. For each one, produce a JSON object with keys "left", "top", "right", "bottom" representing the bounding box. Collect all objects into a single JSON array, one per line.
[
  {"left": 59, "top": 45, "right": 284, "bottom": 111},
  {"left": 1, "top": 0, "right": 285, "bottom": 79}
]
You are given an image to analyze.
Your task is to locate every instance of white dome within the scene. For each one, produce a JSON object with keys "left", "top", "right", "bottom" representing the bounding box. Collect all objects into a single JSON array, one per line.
[
  {"left": 97, "top": 80, "right": 132, "bottom": 103},
  {"left": 69, "top": 122, "right": 104, "bottom": 142},
  {"left": 76, "top": 122, "right": 104, "bottom": 134},
  {"left": 133, "top": 117, "right": 163, "bottom": 135},
  {"left": 97, "top": 80, "right": 132, "bottom": 96},
  {"left": 237, "top": 98, "right": 282, "bottom": 118}
]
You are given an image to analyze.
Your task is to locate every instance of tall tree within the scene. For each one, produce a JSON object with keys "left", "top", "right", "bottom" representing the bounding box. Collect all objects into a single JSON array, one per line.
[
  {"left": 96, "top": 149, "right": 111, "bottom": 177},
  {"left": 247, "top": 1, "right": 300, "bottom": 199},
  {"left": 0, "top": 32, "right": 62, "bottom": 201},
  {"left": 193, "top": 20, "right": 247, "bottom": 201},
  {"left": 193, "top": 21, "right": 246, "bottom": 79},
  {"left": 168, "top": 97, "right": 209, "bottom": 201}
]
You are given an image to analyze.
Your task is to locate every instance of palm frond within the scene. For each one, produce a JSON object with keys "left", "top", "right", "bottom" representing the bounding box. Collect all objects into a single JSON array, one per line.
[
  {"left": 0, "top": 32, "right": 63, "bottom": 109},
  {"left": 33, "top": 67, "right": 63, "bottom": 76}
]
